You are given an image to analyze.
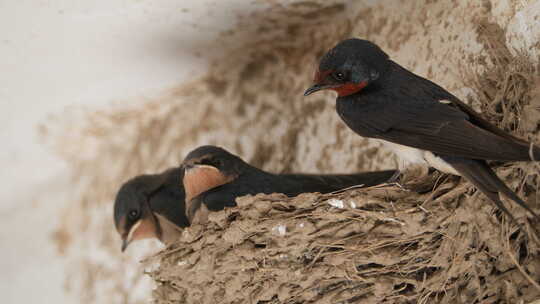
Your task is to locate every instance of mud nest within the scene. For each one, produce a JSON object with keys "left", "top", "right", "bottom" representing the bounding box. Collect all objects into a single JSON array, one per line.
[{"left": 147, "top": 169, "right": 540, "bottom": 304}]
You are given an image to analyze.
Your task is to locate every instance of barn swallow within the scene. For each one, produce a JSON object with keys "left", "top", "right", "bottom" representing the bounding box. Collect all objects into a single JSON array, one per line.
[
  {"left": 304, "top": 38, "right": 540, "bottom": 220},
  {"left": 113, "top": 167, "right": 189, "bottom": 252},
  {"left": 181, "top": 145, "right": 397, "bottom": 223}
]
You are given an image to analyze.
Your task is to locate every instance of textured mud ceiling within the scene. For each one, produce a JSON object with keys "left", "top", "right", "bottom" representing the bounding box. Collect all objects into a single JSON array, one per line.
[{"left": 47, "top": 0, "right": 540, "bottom": 303}]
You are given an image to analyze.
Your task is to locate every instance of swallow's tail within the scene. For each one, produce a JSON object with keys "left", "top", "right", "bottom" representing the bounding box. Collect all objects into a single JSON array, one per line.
[
  {"left": 279, "top": 169, "right": 398, "bottom": 195},
  {"left": 444, "top": 157, "right": 539, "bottom": 221}
]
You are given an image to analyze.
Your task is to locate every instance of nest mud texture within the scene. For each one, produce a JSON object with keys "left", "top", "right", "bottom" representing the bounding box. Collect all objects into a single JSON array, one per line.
[{"left": 149, "top": 172, "right": 540, "bottom": 304}]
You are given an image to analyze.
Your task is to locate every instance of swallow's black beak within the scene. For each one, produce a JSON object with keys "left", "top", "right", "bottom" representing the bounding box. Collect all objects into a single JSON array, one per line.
[
  {"left": 121, "top": 238, "right": 130, "bottom": 252},
  {"left": 304, "top": 83, "right": 338, "bottom": 96}
]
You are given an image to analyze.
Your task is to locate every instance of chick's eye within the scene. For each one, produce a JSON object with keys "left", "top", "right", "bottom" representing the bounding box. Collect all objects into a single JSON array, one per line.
[
  {"left": 201, "top": 157, "right": 222, "bottom": 168},
  {"left": 332, "top": 71, "right": 345, "bottom": 81},
  {"left": 200, "top": 158, "right": 214, "bottom": 166},
  {"left": 128, "top": 210, "right": 139, "bottom": 219}
]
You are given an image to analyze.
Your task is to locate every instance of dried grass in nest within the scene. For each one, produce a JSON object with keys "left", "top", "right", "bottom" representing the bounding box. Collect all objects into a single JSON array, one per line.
[
  {"left": 464, "top": 19, "right": 540, "bottom": 224},
  {"left": 147, "top": 171, "right": 540, "bottom": 304}
]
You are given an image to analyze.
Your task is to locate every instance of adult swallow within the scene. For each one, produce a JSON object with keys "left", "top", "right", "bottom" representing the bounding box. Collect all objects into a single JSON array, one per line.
[
  {"left": 304, "top": 38, "right": 540, "bottom": 220},
  {"left": 113, "top": 167, "right": 189, "bottom": 252},
  {"left": 181, "top": 145, "right": 397, "bottom": 223}
]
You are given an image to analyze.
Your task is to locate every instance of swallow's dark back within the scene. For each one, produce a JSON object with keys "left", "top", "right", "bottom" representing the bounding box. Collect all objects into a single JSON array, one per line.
[
  {"left": 278, "top": 170, "right": 396, "bottom": 194},
  {"left": 193, "top": 166, "right": 396, "bottom": 212}
]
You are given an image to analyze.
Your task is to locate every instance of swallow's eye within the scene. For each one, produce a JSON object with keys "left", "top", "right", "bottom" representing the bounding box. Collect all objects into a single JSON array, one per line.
[
  {"left": 128, "top": 210, "right": 139, "bottom": 220},
  {"left": 332, "top": 71, "right": 345, "bottom": 81},
  {"left": 200, "top": 158, "right": 214, "bottom": 167},
  {"left": 200, "top": 157, "right": 222, "bottom": 168}
]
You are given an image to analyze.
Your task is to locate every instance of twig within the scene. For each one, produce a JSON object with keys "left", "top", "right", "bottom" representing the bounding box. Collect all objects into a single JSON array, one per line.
[{"left": 505, "top": 242, "right": 540, "bottom": 292}]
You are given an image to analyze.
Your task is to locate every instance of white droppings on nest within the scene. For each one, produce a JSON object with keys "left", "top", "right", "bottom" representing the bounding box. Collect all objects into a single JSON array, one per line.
[
  {"left": 176, "top": 260, "right": 188, "bottom": 266},
  {"left": 327, "top": 198, "right": 345, "bottom": 208},
  {"left": 182, "top": 229, "right": 191, "bottom": 238},
  {"left": 298, "top": 222, "right": 305, "bottom": 228},
  {"left": 379, "top": 213, "right": 406, "bottom": 226},
  {"left": 272, "top": 224, "right": 287, "bottom": 236}
]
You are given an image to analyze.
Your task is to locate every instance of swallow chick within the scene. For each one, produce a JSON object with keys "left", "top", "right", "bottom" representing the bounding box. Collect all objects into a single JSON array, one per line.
[
  {"left": 304, "top": 38, "right": 540, "bottom": 221},
  {"left": 113, "top": 167, "right": 189, "bottom": 252},
  {"left": 181, "top": 145, "right": 397, "bottom": 224}
]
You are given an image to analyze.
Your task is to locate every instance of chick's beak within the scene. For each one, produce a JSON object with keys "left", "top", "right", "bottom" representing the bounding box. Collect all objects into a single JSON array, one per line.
[
  {"left": 121, "top": 238, "right": 130, "bottom": 252},
  {"left": 119, "top": 218, "right": 142, "bottom": 253}
]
